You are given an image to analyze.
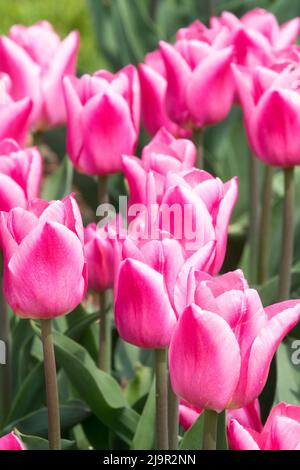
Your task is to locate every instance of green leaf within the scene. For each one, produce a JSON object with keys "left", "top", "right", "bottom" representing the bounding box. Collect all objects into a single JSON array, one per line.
[
  {"left": 125, "top": 365, "right": 152, "bottom": 407},
  {"left": 31, "top": 324, "right": 139, "bottom": 444},
  {"left": 7, "top": 362, "right": 44, "bottom": 424},
  {"left": 42, "top": 155, "right": 73, "bottom": 201},
  {"left": 276, "top": 338, "right": 300, "bottom": 404},
  {"left": 4, "top": 401, "right": 90, "bottom": 438},
  {"left": 18, "top": 431, "right": 75, "bottom": 450},
  {"left": 131, "top": 379, "right": 156, "bottom": 450},
  {"left": 82, "top": 415, "right": 111, "bottom": 450},
  {"left": 180, "top": 413, "right": 204, "bottom": 450},
  {"left": 65, "top": 311, "right": 100, "bottom": 341}
]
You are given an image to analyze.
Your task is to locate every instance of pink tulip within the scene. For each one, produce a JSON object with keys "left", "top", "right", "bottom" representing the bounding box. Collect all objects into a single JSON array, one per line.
[
  {"left": 0, "top": 138, "right": 42, "bottom": 211},
  {"left": 179, "top": 398, "right": 262, "bottom": 432},
  {"left": 114, "top": 235, "right": 215, "bottom": 349},
  {"left": 0, "top": 74, "right": 32, "bottom": 144},
  {"left": 157, "top": 169, "right": 238, "bottom": 276},
  {"left": 169, "top": 270, "right": 300, "bottom": 411},
  {"left": 228, "top": 402, "right": 300, "bottom": 450},
  {"left": 84, "top": 222, "right": 114, "bottom": 292},
  {"left": 0, "top": 194, "right": 87, "bottom": 319},
  {"left": 138, "top": 51, "right": 189, "bottom": 137},
  {"left": 227, "top": 399, "right": 262, "bottom": 433},
  {"left": 159, "top": 40, "right": 235, "bottom": 128},
  {"left": 233, "top": 60, "right": 300, "bottom": 166},
  {"left": 0, "top": 432, "right": 25, "bottom": 450},
  {"left": 0, "top": 21, "right": 79, "bottom": 129},
  {"left": 63, "top": 65, "right": 140, "bottom": 176},
  {"left": 210, "top": 10, "right": 300, "bottom": 60},
  {"left": 122, "top": 127, "right": 196, "bottom": 205}
]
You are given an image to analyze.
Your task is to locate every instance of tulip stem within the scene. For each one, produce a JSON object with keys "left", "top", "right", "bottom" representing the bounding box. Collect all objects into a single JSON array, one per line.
[
  {"left": 203, "top": 409, "right": 218, "bottom": 450},
  {"left": 98, "top": 291, "right": 110, "bottom": 372},
  {"left": 98, "top": 175, "right": 109, "bottom": 206},
  {"left": 97, "top": 176, "right": 111, "bottom": 372},
  {"left": 278, "top": 167, "right": 295, "bottom": 301},
  {"left": 257, "top": 165, "right": 274, "bottom": 285},
  {"left": 248, "top": 152, "right": 260, "bottom": 284},
  {"left": 0, "top": 274, "right": 11, "bottom": 427},
  {"left": 208, "top": 0, "right": 215, "bottom": 16},
  {"left": 168, "top": 376, "right": 178, "bottom": 450},
  {"left": 40, "top": 319, "right": 61, "bottom": 450},
  {"left": 193, "top": 129, "right": 204, "bottom": 169},
  {"left": 155, "top": 348, "right": 169, "bottom": 450}
]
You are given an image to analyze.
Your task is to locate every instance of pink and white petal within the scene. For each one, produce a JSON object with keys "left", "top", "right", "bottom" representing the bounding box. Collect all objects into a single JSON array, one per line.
[
  {"left": 5, "top": 221, "right": 86, "bottom": 318},
  {"left": 227, "top": 419, "right": 260, "bottom": 450},
  {"left": 169, "top": 304, "right": 241, "bottom": 411},
  {"left": 114, "top": 258, "right": 177, "bottom": 348}
]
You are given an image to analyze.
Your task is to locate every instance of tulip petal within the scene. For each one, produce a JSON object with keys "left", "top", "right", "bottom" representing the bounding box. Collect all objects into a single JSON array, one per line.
[
  {"left": 169, "top": 304, "right": 241, "bottom": 411},
  {"left": 115, "top": 258, "right": 176, "bottom": 348},
  {"left": 227, "top": 419, "right": 260, "bottom": 450},
  {"left": 5, "top": 221, "right": 86, "bottom": 318},
  {"left": 159, "top": 41, "right": 191, "bottom": 125},
  {"left": 238, "top": 304, "right": 300, "bottom": 406},
  {"left": 43, "top": 31, "right": 79, "bottom": 125},
  {"left": 253, "top": 89, "right": 300, "bottom": 166},
  {"left": 82, "top": 92, "right": 136, "bottom": 175},
  {"left": 187, "top": 47, "right": 235, "bottom": 127}
]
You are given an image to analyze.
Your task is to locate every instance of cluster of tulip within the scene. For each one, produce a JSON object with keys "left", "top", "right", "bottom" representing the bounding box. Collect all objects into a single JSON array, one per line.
[{"left": 0, "top": 8, "right": 300, "bottom": 451}]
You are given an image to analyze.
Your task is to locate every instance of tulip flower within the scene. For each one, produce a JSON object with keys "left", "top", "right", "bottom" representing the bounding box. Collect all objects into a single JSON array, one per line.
[
  {"left": 0, "top": 432, "right": 25, "bottom": 450},
  {"left": 138, "top": 51, "right": 189, "bottom": 137},
  {"left": 169, "top": 270, "right": 300, "bottom": 412},
  {"left": 0, "top": 74, "right": 32, "bottom": 144},
  {"left": 122, "top": 127, "right": 196, "bottom": 205},
  {"left": 0, "top": 193, "right": 87, "bottom": 319},
  {"left": 0, "top": 21, "right": 79, "bottom": 129},
  {"left": 0, "top": 138, "right": 42, "bottom": 211},
  {"left": 157, "top": 169, "right": 238, "bottom": 277},
  {"left": 159, "top": 40, "right": 235, "bottom": 128},
  {"left": 84, "top": 223, "right": 114, "bottom": 292},
  {"left": 228, "top": 402, "right": 300, "bottom": 450},
  {"left": 0, "top": 194, "right": 86, "bottom": 450},
  {"left": 233, "top": 61, "right": 300, "bottom": 299},
  {"left": 211, "top": 9, "right": 300, "bottom": 53},
  {"left": 63, "top": 65, "right": 140, "bottom": 176}
]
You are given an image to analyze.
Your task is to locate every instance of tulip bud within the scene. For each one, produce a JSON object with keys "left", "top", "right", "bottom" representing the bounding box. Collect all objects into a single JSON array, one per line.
[
  {"left": 228, "top": 401, "right": 300, "bottom": 450},
  {"left": 0, "top": 74, "right": 32, "bottom": 144},
  {"left": 0, "top": 138, "right": 42, "bottom": 211},
  {"left": 0, "top": 432, "right": 25, "bottom": 450},
  {"left": 169, "top": 270, "right": 300, "bottom": 411},
  {"left": 84, "top": 223, "right": 114, "bottom": 292},
  {"left": 63, "top": 65, "right": 140, "bottom": 176},
  {"left": 0, "top": 194, "right": 87, "bottom": 319},
  {"left": 0, "top": 21, "right": 79, "bottom": 129}
]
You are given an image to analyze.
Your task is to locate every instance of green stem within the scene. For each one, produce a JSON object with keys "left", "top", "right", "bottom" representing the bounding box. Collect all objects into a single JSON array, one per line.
[
  {"left": 98, "top": 291, "right": 110, "bottom": 372},
  {"left": 202, "top": 409, "right": 218, "bottom": 450},
  {"left": 155, "top": 349, "right": 168, "bottom": 450},
  {"left": 278, "top": 167, "right": 295, "bottom": 301},
  {"left": 208, "top": 0, "right": 215, "bottom": 16},
  {"left": 149, "top": 0, "right": 159, "bottom": 19},
  {"left": 248, "top": 152, "right": 260, "bottom": 284},
  {"left": 97, "top": 175, "right": 111, "bottom": 371},
  {"left": 0, "top": 275, "right": 11, "bottom": 427},
  {"left": 257, "top": 166, "right": 274, "bottom": 285},
  {"left": 168, "top": 376, "right": 178, "bottom": 450},
  {"left": 193, "top": 129, "right": 204, "bottom": 169},
  {"left": 40, "top": 319, "right": 61, "bottom": 450},
  {"left": 98, "top": 175, "right": 109, "bottom": 207}
]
